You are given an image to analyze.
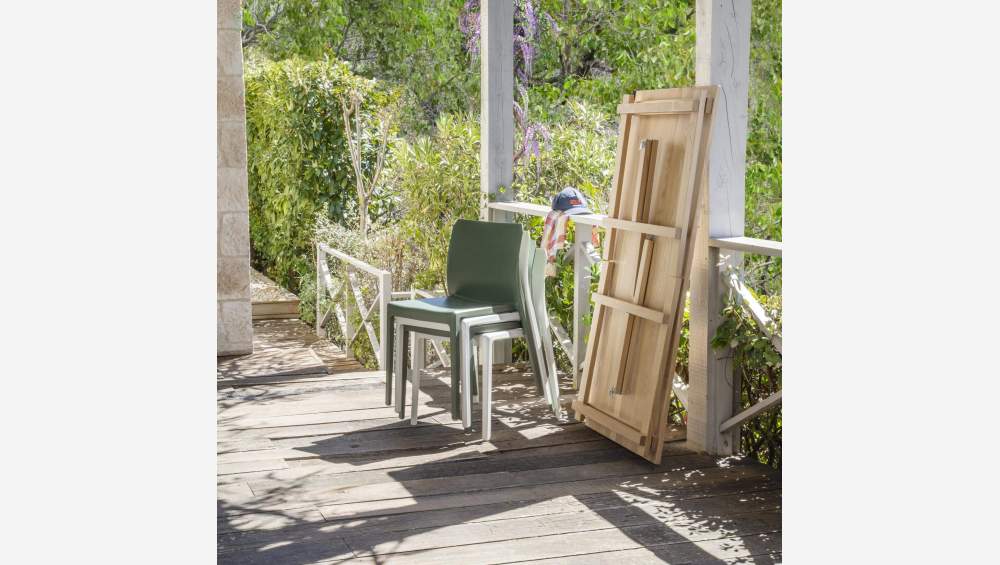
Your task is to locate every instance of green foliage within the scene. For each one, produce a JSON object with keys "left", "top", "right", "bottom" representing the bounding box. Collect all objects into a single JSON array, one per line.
[
  {"left": 243, "top": 0, "right": 347, "bottom": 59},
  {"left": 515, "top": 101, "right": 616, "bottom": 211},
  {"left": 244, "top": 57, "right": 391, "bottom": 291},
  {"left": 388, "top": 113, "right": 483, "bottom": 290},
  {"left": 336, "top": 0, "right": 478, "bottom": 132},
  {"left": 745, "top": 0, "right": 782, "bottom": 295},
  {"left": 712, "top": 292, "right": 782, "bottom": 469},
  {"left": 529, "top": 0, "right": 695, "bottom": 116},
  {"left": 244, "top": 0, "right": 477, "bottom": 134}
]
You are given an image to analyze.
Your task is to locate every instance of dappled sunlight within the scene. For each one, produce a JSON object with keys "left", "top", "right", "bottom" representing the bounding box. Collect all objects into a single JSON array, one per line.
[{"left": 218, "top": 319, "right": 780, "bottom": 563}]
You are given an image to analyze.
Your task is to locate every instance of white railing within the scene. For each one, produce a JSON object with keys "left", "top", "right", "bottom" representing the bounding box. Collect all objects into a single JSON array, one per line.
[
  {"left": 315, "top": 243, "right": 392, "bottom": 369},
  {"left": 709, "top": 236, "right": 783, "bottom": 434},
  {"left": 487, "top": 201, "right": 782, "bottom": 433}
]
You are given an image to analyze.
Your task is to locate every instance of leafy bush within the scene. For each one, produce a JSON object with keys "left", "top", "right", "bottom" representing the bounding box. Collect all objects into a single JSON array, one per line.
[
  {"left": 515, "top": 100, "right": 616, "bottom": 211},
  {"left": 244, "top": 56, "right": 392, "bottom": 293},
  {"left": 713, "top": 293, "right": 782, "bottom": 468},
  {"left": 387, "top": 113, "right": 483, "bottom": 290}
]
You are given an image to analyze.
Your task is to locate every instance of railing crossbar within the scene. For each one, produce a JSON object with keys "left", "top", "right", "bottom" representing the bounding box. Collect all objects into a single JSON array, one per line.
[{"left": 720, "top": 390, "right": 782, "bottom": 433}]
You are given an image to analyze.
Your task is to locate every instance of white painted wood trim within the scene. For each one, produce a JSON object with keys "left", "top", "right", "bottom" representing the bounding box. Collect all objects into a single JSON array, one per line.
[
  {"left": 317, "top": 242, "right": 391, "bottom": 279},
  {"left": 710, "top": 236, "right": 783, "bottom": 257},
  {"left": 687, "top": 0, "right": 751, "bottom": 456},
  {"left": 720, "top": 390, "right": 782, "bottom": 433},
  {"left": 316, "top": 245, "right": 325, "bottom": 337},
  {"left": 486, "top": 201, "right": 605, "bottom": 226},
  {"left": 378, "top": 270, "right": 392, "bottom": 369}
]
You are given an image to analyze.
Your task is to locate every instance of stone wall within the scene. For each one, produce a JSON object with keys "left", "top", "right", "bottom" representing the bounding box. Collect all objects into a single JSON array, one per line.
[{"left": 217, "top": 0, "right": 252, "bottom": 356}]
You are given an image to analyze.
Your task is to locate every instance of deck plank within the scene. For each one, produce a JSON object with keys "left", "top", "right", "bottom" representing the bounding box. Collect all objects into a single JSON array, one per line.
[{"left": 216, "top": 318, "right": 780, "bottom": 563}]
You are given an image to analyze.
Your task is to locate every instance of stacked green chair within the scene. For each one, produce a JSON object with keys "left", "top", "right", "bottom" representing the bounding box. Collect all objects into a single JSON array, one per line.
[
  {"left": 385, "top": 220, "right": 545, "bottom": 422},
  {"left": 457, "top": 245, "right": 562, "bottom": 431}
]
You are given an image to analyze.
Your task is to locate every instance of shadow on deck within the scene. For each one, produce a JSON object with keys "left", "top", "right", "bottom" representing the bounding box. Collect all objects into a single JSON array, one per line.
[{"left": 217, "top": 319, "right": 781, "bottom": 564}]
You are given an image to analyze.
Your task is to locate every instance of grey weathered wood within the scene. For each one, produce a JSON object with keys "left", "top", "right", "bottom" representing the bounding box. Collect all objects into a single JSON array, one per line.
[
  {"left": 487, "top": 200, "right": 604, "bottom": 225},
  {"left": 216, "top": 346, "right": 328, "bottom": 379},
  {"left": 218, "top": 318, "right": 780, "bottom": 561},
  {"left": 687, "top": 0, "right": 751, "bottom": 456},
  {"left": 333, "top": 518, "right": 780, "bottom": 565},
  {"left": 316, "top": 464, "right": 776, "bottom": 521},
  {"left": 511, "top": 532, "right": 782, "bottom": 565},
  {"left": 346, "top": 505, "right": 781, "bottom": 558}
]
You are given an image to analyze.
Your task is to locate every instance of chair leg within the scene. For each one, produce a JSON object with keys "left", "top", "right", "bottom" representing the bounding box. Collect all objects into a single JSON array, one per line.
[
  {"left": 395, "top": 325, "right": 408, "bottom": 420},
  {"left": 480, "top": 335, "right": 493, "bottom": 441},
  {"left": 385, "top": 315, "right": 394, "bottom": 407},
  {"left": 391, "top": 320, "right": 401, "bottom": 413},
  {"left": 449, "top": 335, "right": 461, "bottom": 421},
  {"left": 411, "top": 335, "right": 424, "bottom": 425},
  {"left": 460, "top": 324, "right": 473, "bottom": 430}
]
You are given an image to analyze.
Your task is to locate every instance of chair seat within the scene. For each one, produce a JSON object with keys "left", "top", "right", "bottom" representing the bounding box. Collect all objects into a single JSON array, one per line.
[{"left": 388, "top": 296, "right": 516, "bottom": 327}]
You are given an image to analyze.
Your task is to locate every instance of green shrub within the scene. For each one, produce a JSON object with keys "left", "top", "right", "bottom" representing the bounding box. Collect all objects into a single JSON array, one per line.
[
  {"left": 244, "top": 56, "right": 392, "bottom": 293},
  {"left": 388, "top": 113, "right": 483, "bottom": 290}
]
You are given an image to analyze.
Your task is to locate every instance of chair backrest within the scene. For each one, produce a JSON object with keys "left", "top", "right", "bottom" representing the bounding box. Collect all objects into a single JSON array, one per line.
[{"left": 446, "top": 219, "right": 525, "bottom": 305}]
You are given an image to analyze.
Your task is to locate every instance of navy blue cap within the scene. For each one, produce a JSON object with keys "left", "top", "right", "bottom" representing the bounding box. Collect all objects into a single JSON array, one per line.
[{"left": 551, "top": 187, "right": 592, "bottom": 215}]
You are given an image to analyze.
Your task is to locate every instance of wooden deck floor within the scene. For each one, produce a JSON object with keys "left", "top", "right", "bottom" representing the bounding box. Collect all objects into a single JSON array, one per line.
[{"left": 218, "top": 320, "right": 781, "bottom": 564}]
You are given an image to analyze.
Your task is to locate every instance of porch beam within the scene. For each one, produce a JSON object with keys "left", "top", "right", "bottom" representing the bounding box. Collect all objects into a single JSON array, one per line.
[{"left": 687, "top": 0, "right": 751, "bottom": 455}]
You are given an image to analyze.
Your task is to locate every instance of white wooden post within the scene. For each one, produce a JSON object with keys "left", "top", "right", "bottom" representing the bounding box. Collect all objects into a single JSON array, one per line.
[
  {"left": 687, "top": 0, "right": 751, "bottom": 455},
  {"left": 572, "top": 223, "right": 593, "bottom": 387},
  {"left": 378, "top": 270, "right": 392, "bottom": 370},
  {"left": 316, "top": 244, "right": 325, "bottom": 338},
  {"left": 343, "top": 265, "right": 356, "bottom": 346},
  {"left": 480, "top": 0, "right": 514, "bottom": 362},
  {"left": 480, "top": 0, "right": 514, "bottom": 222}
]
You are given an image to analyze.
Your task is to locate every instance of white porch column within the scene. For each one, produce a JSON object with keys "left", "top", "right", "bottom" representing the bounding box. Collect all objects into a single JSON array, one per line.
[
  {"left": 480, "top": 0, "right": 514, "bottom": 222},
  {"left": 480, "top": 0, "right": 515, "bottom": 362},
  {"left": 687, "top": 0, "right": 750, "bottom": 455}
]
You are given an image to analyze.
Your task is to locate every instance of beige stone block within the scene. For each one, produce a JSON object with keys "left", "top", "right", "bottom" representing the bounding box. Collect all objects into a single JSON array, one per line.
[
  {"left": 220, "top": 212, "right": 250, "bottom": 257},
  {"left": 218, "top": 299, "right": 253, "bottom": 355},
  {"left": 218, "top": 0, "right": 242, "bottom": 30},
  {"left": 218, "top": 257, "right": 250, "bottom": 300},
  {"left": 218, "top": 119, "right": 247, "bottom": 168},
  {"left": 218, "top": 167, "right": 248, "bottom": 213},
  {"left": 217, "top": 29, "right": 243, "bottom": 77},
  {"left": 217, "top": 76, "right": 246, "bottom": 122}
]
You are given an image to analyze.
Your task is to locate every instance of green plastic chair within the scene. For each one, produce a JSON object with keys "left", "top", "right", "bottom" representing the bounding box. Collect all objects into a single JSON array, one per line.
[
  {"left": 401, "top": 242, "right": 558, "bottom": 429},
  {"left": 385, "top": 220, "right": 541, "bottom": 421}
]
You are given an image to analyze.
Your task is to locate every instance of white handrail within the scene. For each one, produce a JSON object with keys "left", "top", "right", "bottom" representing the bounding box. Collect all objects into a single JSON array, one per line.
[
  {"left": 710, "top": 236, "right": 782, "bottom": 257},
  {"left": 318, "top": 242, "right": 390, "bottom": 278},
  {"left": 316, "top": 243, "right": 392, "bottom": 370}
]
